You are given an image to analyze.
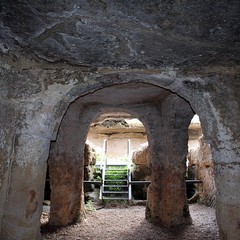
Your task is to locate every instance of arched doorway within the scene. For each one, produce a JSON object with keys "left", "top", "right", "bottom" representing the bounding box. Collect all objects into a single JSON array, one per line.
[
  {"left": 2, "top": 72, "right": 237, "bottom": 240},
  {"left": 84, "top": 112, "right": 148, "bottom": 203},
  {"left": 47, "top": 82, "right": 194, "bottom": 230}
]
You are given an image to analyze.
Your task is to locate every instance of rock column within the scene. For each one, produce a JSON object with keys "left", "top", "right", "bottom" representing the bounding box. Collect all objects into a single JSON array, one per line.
[
  {"left": 48, "top": 103, "right": 99, "bottom": 226},
  {"left": 48, "top": 103, "right": 86, "bottom": 225},
  {"left": 214, "top": 161, "right": 240, "bottom": 240},
  {"left": 145, "top": 94, "right": 194, "bottom": 227},
  {"left": 1, "top": 133, "right": 50, "bottom": 240},
  {"left": 195, "top": 80, "right": 240, "bottom": 240}
]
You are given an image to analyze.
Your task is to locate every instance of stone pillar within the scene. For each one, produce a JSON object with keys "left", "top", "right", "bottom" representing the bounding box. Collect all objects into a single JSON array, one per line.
[
  {"left": 215, "top": 161, "right": 240, "bottom": 240},
  {"left": 194, "top": 80, "right": 240, "bottom": 240},
  {"left": 48, "top": 103, "right": 98, "bottom": 226},
  {"left": 145, "top": 94, "right": 194, "bottom": 227},
  {"left": 0, "top": 100, "right": 16, "bottom": 233},
  {"left": 49, "top": 104, "right": 84, "bottom": 225},
  {"left": 1, "top": 134, "right": 49, "bottom": 240},
  {"left": 208, "top": 117, "right": 240, "bottom": 240},
  {"left": 48, "top": 142, "right": 85, "bottom": 225}
]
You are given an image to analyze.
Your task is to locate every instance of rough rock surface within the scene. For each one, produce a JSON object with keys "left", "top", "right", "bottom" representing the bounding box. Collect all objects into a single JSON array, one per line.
[
  {"left": 1, "top": 1, "right": 240, "bottom": 68},
  {"left": 145, "top": 96, "right": 194, "bottom": 227},
  {"left": 0, "top": 1, "right": 240, "bottom": 240},
  {"left": 132, "top": 143, "right": 149, "bottom": 166},
  {"left": 84, "top": 141, "right": 97, "bottom": 192},
  {"left": 131, "top": 143, "right": 150, "bottom": 200},
  {"left": 84, "top": 141, "right": 97, "bottom": 166},
  {"left": 188, "top": 137, "right": 216, "bottom": 207}
]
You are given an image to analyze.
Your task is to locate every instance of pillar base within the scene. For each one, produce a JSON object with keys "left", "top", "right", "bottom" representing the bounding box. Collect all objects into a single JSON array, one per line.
[
  {"left": 215, "top": 163, "right": 240, "bottom": 240},
  {"left": 146, "top": 184, "right": 192, "bottom": 227}
]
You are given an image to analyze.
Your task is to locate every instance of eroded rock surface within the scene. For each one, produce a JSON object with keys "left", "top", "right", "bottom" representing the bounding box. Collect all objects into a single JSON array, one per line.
[
  {"left": 132, "top": 143, "right": 150, "bottom": 200},
  {"left": 84, "top": 141, "right": 97, "bottom": 192},
  {"left": 0, "top": 1, "right": 240, "bottom": 240},
  {"left": 1, "top": 1, "right": 240, "bottom": 68},
  {"left": 188, "top": 137, "right": 216, "bottom": 207}
]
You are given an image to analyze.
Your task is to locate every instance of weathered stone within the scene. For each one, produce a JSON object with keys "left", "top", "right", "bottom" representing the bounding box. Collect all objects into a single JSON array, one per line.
[
  {"left": 2, "top": 1, "right": 240, "bottom": 68},
  {"left": 145, "top": 95, "right": 194, "bottom": 227},
  {"left": 131, "top": 144, "right": 150, "bottom": 200},
  {"left": 48, "top": 103, "right": 87, "bottom": 226},
  {"left": 132, "top": 165, "right": 151, "bottom": 181},
  {"left": 88, "top": 115, "right": 147, "bottom": 160},
  {"left": 215, "top": 163, "right": 240, "bottom": 240},
  {"left": 1, "top": 134, "right": 49, "bottom": 240},
  {"left": 0, "top": 1, "right": 240, "bottom": 240},
  {"left": 188, "top": 137, "right": 216, "bottom": 206},
  {"left": 132, "top": 164, "right": 151, "bottom": 200},
  {"left": 84, "top": 141, "right": 96, "bottom": 166},
  {"left": 132, "top": 143, "right": 149, "bottom": 166},
  {"left": 84, "top": 165, "right": 94, "bottom": 182}
]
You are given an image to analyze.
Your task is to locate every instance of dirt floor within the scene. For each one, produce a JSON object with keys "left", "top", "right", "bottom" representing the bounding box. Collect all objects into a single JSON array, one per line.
[{"left": 41, "top": 203, "right": 219, "bottom": 240}]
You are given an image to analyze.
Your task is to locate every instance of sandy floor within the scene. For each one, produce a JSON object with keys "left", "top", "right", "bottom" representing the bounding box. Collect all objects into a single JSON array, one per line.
[{"left": 41, "top": 203, "right": 219, "bottom": 240}]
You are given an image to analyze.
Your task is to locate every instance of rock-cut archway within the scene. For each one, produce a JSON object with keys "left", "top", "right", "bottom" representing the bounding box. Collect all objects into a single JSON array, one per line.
[
  {"left": 47, "top": 83, "right": 194, "bottom": 229},
  {"left": 1, "top": 72, "right": 239, "bottom": 240},
  {"left": 1, "top": 1, "right": 240, "bottom": 239}
]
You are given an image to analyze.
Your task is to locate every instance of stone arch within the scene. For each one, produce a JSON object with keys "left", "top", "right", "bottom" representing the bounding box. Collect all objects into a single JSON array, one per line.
[
  {"left": 49, "top": 72, "right": 216, "bottom": 149},
  {"left": 47, "top": 82, "right": 194, "bottom": 229},
  {"left": 1, "top": 72, "right": 239, "bottom": 240},
  {"left": 85, "top": 107, "right": 152, "bottom": 158},
  {"left": 50, "top": 75, "right": 190, "bottom": 138},
  {"left": 1, "top": 1, "right": 240, "bottom": 239},
  {"left": 46, "top": 76, "right": 240, "bottom": 239},
  {"left": 48, "top": 104, "right": 153, "bottom": 226}
]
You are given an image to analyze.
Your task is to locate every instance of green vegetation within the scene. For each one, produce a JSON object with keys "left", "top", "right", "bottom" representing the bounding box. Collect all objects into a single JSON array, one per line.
[{"left": 85, "top": 200, "right": 96, "bottom": 212}]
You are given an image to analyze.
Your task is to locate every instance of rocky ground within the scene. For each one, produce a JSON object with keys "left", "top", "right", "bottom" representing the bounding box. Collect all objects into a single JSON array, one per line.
[{"left": 41, "top": 203, "right": 219, "bottom": 240}]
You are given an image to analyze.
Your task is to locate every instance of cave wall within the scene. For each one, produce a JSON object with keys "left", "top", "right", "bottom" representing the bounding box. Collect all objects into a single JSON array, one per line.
[
  {"left": 0, "top": 1, "right": 240, "bottom": 240},
  {"left": 188, "top": 137, "right": 216, "bottom": 206},
  {"left": 0, "top": 55, "right": 239, "bottom": 240}
]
